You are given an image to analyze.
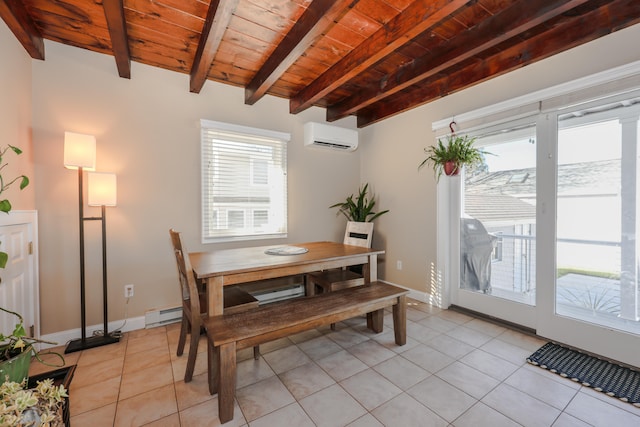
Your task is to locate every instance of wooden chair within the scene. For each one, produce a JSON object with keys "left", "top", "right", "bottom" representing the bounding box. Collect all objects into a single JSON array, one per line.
[
  {"left": 169, "top": 229, "right": 259, "bottom": 383},
  {"left": 306, "top": 221, "right": 374, "bottom": 328}
]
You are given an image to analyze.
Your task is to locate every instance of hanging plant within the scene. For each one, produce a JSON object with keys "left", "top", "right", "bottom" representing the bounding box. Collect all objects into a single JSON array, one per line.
[{"left": 418, "top": 134, "right": 487, "bottom": 181}]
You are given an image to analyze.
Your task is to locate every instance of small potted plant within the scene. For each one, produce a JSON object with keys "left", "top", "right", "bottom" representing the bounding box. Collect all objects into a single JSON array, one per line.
[
  {"left": 1, "top": 307, "right": 62, "bottom": 385},
  {"left": 418, "top": 134, "right": 486, "bottom": 181},
  {"left": 1, "top": 377, "right": 68, "bottom": 426},
  {"left": 330, "top": 183, "right": 389, "bottom": 222}
]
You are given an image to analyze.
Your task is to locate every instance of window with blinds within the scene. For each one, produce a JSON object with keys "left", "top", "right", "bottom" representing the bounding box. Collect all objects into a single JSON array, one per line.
[{"left": 200, "top": 119, "right": 289, "bottom": 243}]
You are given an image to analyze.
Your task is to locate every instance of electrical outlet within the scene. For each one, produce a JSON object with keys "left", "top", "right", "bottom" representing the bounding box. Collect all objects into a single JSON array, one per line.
[
  {"left": 396, "top": 260, "right": 403, "bottom": 270},
  {"left": 124, "top": 284, "right": 134, "bottom": 298}
]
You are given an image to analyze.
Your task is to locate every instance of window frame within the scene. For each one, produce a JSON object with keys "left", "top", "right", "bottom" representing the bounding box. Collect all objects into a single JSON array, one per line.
[{"left": 200, "top": 119, "right": 289, "bottom": 243}]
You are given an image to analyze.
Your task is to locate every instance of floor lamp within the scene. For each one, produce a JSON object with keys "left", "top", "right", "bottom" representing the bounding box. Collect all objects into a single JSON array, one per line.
[{"left": 64, "top": 132, "right": 120, "bottom": 353}]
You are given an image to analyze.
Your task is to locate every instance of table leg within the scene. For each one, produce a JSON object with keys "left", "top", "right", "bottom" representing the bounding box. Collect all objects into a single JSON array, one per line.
[
  {"left": 368, "top": 254, "right": 378, "bottom": 282},
  {"left": 218, "top": 342, "right": 237, "bottom": 424},
  {"left": 392, "top": 295, "right": 407, "bottom": 345},
  {"left": 208, "top": 276, "right": 224, "bottom": 316}
]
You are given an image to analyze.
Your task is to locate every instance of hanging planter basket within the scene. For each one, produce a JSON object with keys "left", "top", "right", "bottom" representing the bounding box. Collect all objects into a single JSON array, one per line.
[
  {"left": 0, "top": 347, "right": 32, "bottom": 384},
  {"left": 443, "top": 161, "right": 460, "bottom": 176}
]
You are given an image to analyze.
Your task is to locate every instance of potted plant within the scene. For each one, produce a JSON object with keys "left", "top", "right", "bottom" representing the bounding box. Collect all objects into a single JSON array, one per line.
[
  {"left": 330, "top": 183, "right": 389, "bottom": 222},
  {"left": 418, "top": 134, "right": 486, "bottom": 181},
  {"left": 1, "top": 307, "right": 62, "bottom": 385},
  {"left": 0, "top": 144, "right": 30, "bottom": 268},
  {"left": 1, "top": 377, "right": 67, "bottom": 426}
]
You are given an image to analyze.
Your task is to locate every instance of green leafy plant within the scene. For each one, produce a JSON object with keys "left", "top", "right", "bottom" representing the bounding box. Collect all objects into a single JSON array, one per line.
[
  {"left": 330, "top": 183, "right": 389, "bottom": 222},
  {"left": 1, "top": 307, "right": 61, "bottom": 366},
  {"left": 418, "top": 134, "right": 487, "bottom": 181},
  {"left": 1, "top": 377, "right": 68, "bottom": 426},
  {"left": 0, "top": 145, "right": 30, "bottom": 268}
]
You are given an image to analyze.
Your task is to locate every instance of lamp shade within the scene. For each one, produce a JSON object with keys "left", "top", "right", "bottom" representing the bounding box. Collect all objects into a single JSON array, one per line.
[
  {"left": 88, "top": 172, "right": 117, "bottom": 206},
  {"left": 64, "top": 132, "right": 96, "bottom": 170}
]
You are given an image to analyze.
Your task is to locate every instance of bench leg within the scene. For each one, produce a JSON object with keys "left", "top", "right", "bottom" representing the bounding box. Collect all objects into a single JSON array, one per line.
[
  {"left": 392, "top": 295, "right": 407, "bottom": 345},
  {"left": 218, "top": 342, "right": 237, "bottom": 424},
  {"left": 369, "top": 309, "right": 384, "bottom": 333}
]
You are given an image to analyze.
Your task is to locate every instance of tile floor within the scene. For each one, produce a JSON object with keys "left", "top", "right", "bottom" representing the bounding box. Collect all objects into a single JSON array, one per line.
[{"left": 29, "top": 300, "right": 640, "bottom": 426}]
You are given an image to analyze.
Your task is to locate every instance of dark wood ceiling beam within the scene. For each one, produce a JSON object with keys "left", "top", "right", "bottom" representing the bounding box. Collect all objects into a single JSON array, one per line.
[
  {"left": 327, "top": 0, "right": 590, "bottom": 122},
  {"left": 244, "top": 0, "right": 358, "bottom": 106},
  {"left": 356, "top": 0, "right": 640, "bottom": 127},
  {"left": 289, "top": 0, "right": 472, "bottom": 115},
  {"left": 190, "top": 0, "right": 239, "bottom": 94},
  {"left": 103, "top": 0, "right": 131, "bottom": 79},
  {"left": 0, "top": 0, "right": 44, "bottom": 59}
]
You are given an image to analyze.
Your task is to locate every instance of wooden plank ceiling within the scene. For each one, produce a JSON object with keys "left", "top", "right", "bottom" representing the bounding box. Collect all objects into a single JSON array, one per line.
[{"left": 2, "top": 0, "right": 640, "bottom": 127}]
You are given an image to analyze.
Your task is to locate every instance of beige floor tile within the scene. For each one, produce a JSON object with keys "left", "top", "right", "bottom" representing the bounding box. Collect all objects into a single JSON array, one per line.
[
  {"left": 453, "top": 402, "right": 521, "bottom": 427},
  {"left": 236, "top": 375, "right": 295, "bottom": 422},
  {"left": 446, "top": 325, "right": 494, "bottom": 348},
  {"left": 564, "top": 391, "right": 640, "bottom": 427},
  {"left": 401, "top": 343, "right": 455, "bottom": 373},
  {"left": 407, "top": 375, "right": 476, "bottom": 422},
  {"left": 371, "top": 393, "right": 447, "bottom": 427},
  {"left": 72, "top": 356, "right": 124, "bottom": 389},
  {"left": 174, "top": 372, "right": 214, "bottom": 411},
  {"left": 347, "top": 413, "right": 385, "bottom": 427},
  {"left": 119, "top": 360, "right": 174, "bottom": 400},
  {"left": 142, "top": 412, "right": 181, "bottom": 426},
  {"left": 261, "top": 344, "right": 311, "bottom": 374},
  {"left": 347, "top": 339, "right": 396, "bottom": 366},
  {"left": 480, "top": 336, "right": 531, "bottom": 366},
  {"left": 482, "top": 383, "right": 561, "bottom": 427},
  {"left": 298, "top": 335, "right": 343, "bottom": 360},
  {"left": 126, "top": 330, "right": 169, "bottom": 356},
  {"left": 114, "top": 384, "right": 177, "bottom": 427},
  {"left": 371, "top": 329, "right": 421, "bottom": 354},
  {"left": 179, "top": 398, "right": 246, "bottom": 427},
  {"left": 249, "top": 402, "right": 315, "bottom": 427},
  {"left": 77, "top": 340, "right": 126, "bottom": 366},
  {"left": 464, "top": 318, "right": 508, "bottom": 337},
  {"left": 426, "top": 334, "right": 475, "bottom": 359},
  {"left": 299, "top": 383, "right": 367, "bottom": 427},
  {"left": 236, "top": 356, "right": 275, "bottom": 389},
  {"left": 69, "top": 375, "right": 121, "bottom": 416},
  {"left": 406, "top": 320, "right": 442, "bottom": 343},
  {"left": 505, "top": 366, "right": 579, "bottom": 410},
  {"left": 340, "top": 369, "right": 402, "bottom": 410},
  {"left": 417, "top": 315, "right": 459, "bottom": 333},
  {"left": 279, "top": 362, "right": 335, "bottom": 400},
  {"left": 316, "top": 349, "right": 368, "bottom": 382},
  {"left": 69, "top": 402, "right": 116, "bottom": 427},
  {"left": 435, "top": 361, "right": 500, "bottom": 399},
  {"left": 171, "top": 348, "right": 208, "bottom": 381},
  {"left": 459, "top": 348, "right": 520, "bottom": 381},
  {"left": 124, "top": 347, "right": 171, "bottom": 374},
  {"left": 325, "top": 326, "right": 369, "bottom": 348},
  {"left": 373, "top": 355, "right": 431, "bottom": 390}
]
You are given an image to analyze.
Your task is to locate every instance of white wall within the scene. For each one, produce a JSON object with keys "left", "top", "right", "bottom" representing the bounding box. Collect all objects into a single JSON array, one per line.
[
  {"left": 31, "top": 41, "right": 360, "bottom": 334},
  {"left": 361, "top": 23, "right": 640, "bottom": 299},
  {"left": 0, "top": 21, "right": 35, "bottom": 211}
]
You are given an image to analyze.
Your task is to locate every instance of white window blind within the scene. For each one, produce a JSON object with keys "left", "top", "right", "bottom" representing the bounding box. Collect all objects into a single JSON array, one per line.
[{"left": 201, "top": 119, "right": 289, "bottom": 243}]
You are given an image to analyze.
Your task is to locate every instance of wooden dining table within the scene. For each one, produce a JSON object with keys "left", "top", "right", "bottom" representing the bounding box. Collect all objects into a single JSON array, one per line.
[{"left": 189, "top": 241, "right": 385, "bottom": 316}]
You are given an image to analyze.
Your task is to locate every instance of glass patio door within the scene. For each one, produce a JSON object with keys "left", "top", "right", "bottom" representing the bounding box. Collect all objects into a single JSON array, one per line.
[
  {"left": 534, "top": 100, "right": 640, "bottom": 366},
  {"left": 450, "top": 120, "right": 538, "bottom": 329}
]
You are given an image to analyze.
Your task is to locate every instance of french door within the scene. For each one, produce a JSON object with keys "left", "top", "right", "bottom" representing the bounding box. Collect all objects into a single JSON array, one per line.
[{"left": 445, "top": 95, "right": 640, "bottom": 367}]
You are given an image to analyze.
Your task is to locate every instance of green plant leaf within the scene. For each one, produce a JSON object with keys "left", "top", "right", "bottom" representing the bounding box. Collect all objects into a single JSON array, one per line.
[
  {"left": 8, "top": 145, "right": 23, "bottom": 155},
  {"left": 0, "top": 200, "right": 11, "bottom": 213},
  {"left": 19, "top": 176, "right": 29, "bottom": 190},
  {"left": 0, "top": 251, "right": 7, "bottom": 268}
]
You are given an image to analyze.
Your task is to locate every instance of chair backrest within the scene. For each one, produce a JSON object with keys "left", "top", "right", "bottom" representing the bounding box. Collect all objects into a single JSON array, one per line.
[
  {"left": 343, "top": 221, "right": 374, "bottom": 248},
  {"left": 169, "top": 229, "right": 201, "bottom": 321}
]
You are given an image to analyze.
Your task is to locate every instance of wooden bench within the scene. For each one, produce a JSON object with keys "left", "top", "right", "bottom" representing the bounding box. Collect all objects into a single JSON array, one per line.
[{"left": 205, "top": 281, "right": 409, "bottom": 423}]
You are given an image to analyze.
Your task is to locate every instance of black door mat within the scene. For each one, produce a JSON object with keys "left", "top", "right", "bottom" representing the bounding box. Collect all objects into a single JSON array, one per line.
[{"left": 527, "top": 342, "right": 640, "bottom": 406}]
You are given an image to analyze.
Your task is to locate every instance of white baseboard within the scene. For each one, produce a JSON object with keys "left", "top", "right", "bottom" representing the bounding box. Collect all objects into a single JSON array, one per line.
[
  {"left": 39, "top": 316, "right": 146, "bottom": 350},
  {"left": 379, "top": 280, "right": 446, "bottom": 309}
]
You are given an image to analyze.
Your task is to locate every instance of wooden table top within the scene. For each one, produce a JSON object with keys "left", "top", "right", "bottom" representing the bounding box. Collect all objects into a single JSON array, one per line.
[{"left": 190, "top": 241, "right": 384, "bottom": 279}]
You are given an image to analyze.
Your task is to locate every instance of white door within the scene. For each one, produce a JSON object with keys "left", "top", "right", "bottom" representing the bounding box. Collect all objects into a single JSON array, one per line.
[{"left": 0, "top": 211, "right": 38, "bottom": 340}]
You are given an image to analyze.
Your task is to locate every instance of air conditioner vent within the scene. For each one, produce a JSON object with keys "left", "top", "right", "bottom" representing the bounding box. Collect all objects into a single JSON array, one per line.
[{"left": 304, "top": 122, "right": 358, "bottom": 152}]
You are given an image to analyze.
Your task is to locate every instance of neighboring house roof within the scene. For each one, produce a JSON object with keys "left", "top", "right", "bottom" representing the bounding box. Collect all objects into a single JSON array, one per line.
[
  {"left": 464, "top": 159, "right": 620, "bottom": 224},
  {"left": 465, "top": 194, "right": 536, "bottom": 224}
]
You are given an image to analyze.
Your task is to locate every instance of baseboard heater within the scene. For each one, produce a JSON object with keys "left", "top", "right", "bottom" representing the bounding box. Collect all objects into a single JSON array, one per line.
[{"left": 145, "top": 305, "right": 182, "bottom": 328}]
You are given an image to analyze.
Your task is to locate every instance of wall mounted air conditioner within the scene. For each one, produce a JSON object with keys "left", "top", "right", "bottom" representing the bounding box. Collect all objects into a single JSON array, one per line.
[{"left": 304, "top": 122, "right": 358, "bottom": 151}]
